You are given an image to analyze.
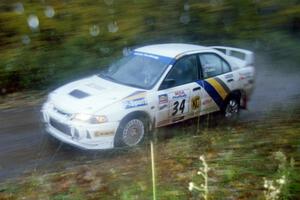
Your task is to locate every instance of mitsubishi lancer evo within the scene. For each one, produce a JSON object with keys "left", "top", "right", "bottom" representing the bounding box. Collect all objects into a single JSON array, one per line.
[{"left": 42, "top": 43, "right": 255, "bottom": 150}]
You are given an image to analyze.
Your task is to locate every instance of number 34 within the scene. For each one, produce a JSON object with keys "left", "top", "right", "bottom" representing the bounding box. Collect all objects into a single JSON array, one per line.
[{"left": 172, "top": 99, "right": 185, "bottom": 116}]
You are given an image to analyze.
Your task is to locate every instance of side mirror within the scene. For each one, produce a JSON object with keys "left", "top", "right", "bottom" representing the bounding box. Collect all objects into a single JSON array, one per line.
[{"left": 160, "top": 78, "right": 176, "bottom": 90}]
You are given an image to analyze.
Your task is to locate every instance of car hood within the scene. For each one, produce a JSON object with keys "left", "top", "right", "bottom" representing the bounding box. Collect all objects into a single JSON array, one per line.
[{"left": 49, "top": 75, "right": 140, "bottom": 114}]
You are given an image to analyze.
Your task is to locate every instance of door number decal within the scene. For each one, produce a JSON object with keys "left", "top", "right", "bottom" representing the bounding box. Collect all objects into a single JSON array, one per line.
[
  {"left": 167, "top": 89, "right": 190, "bottom": 118},
  {"left": 172, "top": 99, "right": 186, "bottom": 116}
]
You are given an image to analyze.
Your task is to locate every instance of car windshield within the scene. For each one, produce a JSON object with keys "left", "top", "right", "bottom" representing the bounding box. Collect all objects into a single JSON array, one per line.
[{"left": 99, "top": 52, "right": 172, "bottom": 89}]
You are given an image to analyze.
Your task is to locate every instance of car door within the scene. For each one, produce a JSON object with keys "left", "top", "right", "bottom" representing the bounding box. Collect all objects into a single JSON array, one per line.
[
  {"left": 155, "top": 54, "right": 203, "bottom": 127},
  {"left": 197, "top": 53, "right": 234, "bottom": 113}
]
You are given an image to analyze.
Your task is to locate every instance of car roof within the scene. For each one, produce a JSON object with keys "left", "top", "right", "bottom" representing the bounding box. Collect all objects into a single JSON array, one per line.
[{"left": 135, "top": 43, "right": 209, "bottom": 58}]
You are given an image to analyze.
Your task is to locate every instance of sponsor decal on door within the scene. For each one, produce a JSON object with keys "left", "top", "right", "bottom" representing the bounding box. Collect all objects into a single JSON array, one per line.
[{"left": 191, "top": 96, "right": 200, "bottom": 110}]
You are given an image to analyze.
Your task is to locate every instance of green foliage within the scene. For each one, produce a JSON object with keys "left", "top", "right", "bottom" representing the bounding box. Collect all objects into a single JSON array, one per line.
[{"left": 0, "top": 0, "right": 299, "bottom": 93}]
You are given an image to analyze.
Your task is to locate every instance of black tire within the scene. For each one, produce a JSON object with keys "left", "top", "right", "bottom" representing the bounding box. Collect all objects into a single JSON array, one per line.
[
  {"left": 114, "top": 116, "right": 147, "bottom": 147},
  {"left": 222, "top": 95, "right": 240, "bottom": 119}
]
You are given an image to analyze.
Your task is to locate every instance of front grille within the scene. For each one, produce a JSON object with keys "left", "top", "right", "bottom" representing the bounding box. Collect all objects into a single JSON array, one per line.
[
  {"left": 53, "top": 107, "right": 72, "bottom": 117},
  {"left": 49, "top": 118, "right": 72, "bottom": 136}
]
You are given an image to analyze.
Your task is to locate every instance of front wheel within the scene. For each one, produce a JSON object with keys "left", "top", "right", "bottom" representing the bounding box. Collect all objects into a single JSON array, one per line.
[{"left": 114, "top": 118, "right": 146, "bottom": 147}]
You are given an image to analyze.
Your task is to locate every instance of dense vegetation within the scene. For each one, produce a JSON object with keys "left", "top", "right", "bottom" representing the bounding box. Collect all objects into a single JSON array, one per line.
[{"left": 0, "top": 0, "right": 300, "bottom": 93}]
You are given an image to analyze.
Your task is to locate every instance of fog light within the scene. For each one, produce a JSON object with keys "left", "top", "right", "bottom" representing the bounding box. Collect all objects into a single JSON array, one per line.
[
  {"left": 74, "top": 129, "right": 80, "bottom": 139},
  {"left": 86, "top": 131, "right": 92, "bottom": 139}
]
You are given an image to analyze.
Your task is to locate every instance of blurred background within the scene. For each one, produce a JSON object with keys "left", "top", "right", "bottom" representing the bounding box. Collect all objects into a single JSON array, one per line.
[
  {"left": 0, "top": 0, "right": 299, "bottom": 94},
  {"left": 1, "top": 1, "right": 300, "bottom": 199}
]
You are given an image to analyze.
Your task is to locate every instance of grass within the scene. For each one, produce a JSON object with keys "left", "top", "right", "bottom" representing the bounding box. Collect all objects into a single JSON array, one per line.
[{"left": 0, "top": 109, "right": 299, "bottom": 199}]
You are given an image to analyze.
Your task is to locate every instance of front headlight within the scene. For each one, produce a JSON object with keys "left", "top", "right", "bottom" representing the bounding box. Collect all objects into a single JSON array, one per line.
[{"left": 72, "top": 113, "right": 108, "bottom": 124}]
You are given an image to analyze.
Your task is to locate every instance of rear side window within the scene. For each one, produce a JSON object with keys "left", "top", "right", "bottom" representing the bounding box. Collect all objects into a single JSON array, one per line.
[
  {"left": 199, "top": 53, "right": 231, "bottom": 78},
  {"left": 222, "top": 60, "right": 231, "bottom": 73}
]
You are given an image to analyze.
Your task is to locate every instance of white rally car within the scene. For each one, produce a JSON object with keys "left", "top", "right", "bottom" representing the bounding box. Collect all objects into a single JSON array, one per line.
[{"left": 42, "top": 43, "right": 254, "bottom": 150}]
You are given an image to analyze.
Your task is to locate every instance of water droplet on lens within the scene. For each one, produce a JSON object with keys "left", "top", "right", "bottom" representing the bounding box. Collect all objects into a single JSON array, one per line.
[
  {"left": 89, "top": 25, "right": 100, "bottom": 37},
  {"left": 180, "top": 13, "right": 190, "bottom": 24},
  {"left": 44, "top": 6, "right": 55, "bottom": 18},
  {"left": 100, "top": 47, "right": 110, "bottom": 54},
  {"left": 108, "top": 21, "right": 119, "bottom": 33},
  {"left": 210, "top": 0, "right": 222, "bottom": 6},
  {"left": 27, "top": 15, "right": 39, "bottom": 30},
  {"left": 108, "top": 8, "right": 115, "bottom": 14},
  {"left": 184, "top": 3, "right": 190, "bottom": 11},
  {"left": 22, "top": 35, "right": 31, "bottom": 45},
  {"left": 1, "top": 88, "right": 7, "bottom": 94},
  {"left": 122, "top": 47, "right": 132, "bottom": 56},
  {"left": 14, "top": 2, "right": 24, "bottom": 14},
  {"left": 104, "top": 0, "right": 114, "bottom": 6}
]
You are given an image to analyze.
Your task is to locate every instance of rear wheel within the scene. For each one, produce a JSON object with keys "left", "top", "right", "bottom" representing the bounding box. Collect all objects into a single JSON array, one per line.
[
  {"left": 114, "top": 117, "right": 146, "bottom": 147},
  {"left": 223, "top": 96, "right": 240, "bottom": 118}
]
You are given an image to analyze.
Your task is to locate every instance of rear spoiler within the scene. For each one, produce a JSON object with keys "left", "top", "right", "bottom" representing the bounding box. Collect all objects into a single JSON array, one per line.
[{"left": 210, "top": 46, "right": 254, "bottom": 67}]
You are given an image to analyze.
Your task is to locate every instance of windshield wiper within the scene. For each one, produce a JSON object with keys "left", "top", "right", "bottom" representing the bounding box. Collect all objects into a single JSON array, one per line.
[
  {"left": 121, "top": 82, "right": 146, "bottom": 89},
  {"left": 98, "top": 73, "right": 146, "bottom": 89},
  {"left": 98, "top": 73, "right": 117, "bottom": 82}
]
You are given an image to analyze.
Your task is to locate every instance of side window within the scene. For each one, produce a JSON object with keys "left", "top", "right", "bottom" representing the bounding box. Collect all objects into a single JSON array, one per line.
[
  {"left": 199, "top": 54, "right": 231, "bottom": 78},
  {"left": 160, "top": 55, "right": 198, "bottom": 90}
]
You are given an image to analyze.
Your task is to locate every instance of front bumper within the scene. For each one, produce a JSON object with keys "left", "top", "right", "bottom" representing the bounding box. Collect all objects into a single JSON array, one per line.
[{"left": 42, "top": 104, "right": 119, "bottom": 150}]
